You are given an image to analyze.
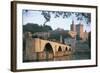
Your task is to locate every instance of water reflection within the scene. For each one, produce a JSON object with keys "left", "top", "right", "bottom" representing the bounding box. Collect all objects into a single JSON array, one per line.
[
  {"left": 23, "top": 51, "right": 91, "bottom": 62},
  {"left": 53, "top": 51, "right": 90, "bottom": 61}
]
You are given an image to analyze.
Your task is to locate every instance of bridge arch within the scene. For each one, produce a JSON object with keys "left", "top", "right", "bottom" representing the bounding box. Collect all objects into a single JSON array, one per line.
[
  {"left": 44, "top": 43, "right": 54, "bottom": 60},
  {"left": 65, "top": 47, "right": 68, "bottom": 51},
  {"left": 44, "top": 43, "right": 53, "bottom": 53},
  {"left": 58, "top": 46, "right": 62, "bottom": 52}
]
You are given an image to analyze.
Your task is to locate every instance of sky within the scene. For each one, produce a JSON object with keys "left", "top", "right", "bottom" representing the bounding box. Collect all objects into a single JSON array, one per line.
[{"left": 22, "top": 10, "right": 91, "bottom": 32}]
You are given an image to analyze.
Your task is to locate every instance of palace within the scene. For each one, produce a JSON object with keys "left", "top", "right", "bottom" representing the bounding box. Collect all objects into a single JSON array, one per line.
[{"left": 69, "top": 20, "right": 89, "bottom": 41}]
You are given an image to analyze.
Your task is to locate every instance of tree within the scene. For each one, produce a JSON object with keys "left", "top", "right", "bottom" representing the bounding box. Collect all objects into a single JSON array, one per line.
[
  {"left": 41, "top": 11, "right": 91, "bottom": 25},
  {"left": 41, "top": 11, "right": 51, "bottom": 26},
  {"left": 23, "top": 23, "right": 52, "bottom": 33}
]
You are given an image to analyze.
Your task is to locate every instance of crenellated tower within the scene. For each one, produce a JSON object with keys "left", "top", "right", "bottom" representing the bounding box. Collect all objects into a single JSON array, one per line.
[{"left": 70, "top": 20, "right": 76, "bottom": 32}]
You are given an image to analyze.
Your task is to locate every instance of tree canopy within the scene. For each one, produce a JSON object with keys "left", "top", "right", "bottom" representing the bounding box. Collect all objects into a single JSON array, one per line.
[
  {"left": 41, "top": 11, "right": 91, "bottom": 25},
  {"left": 23, "top": 23, "right": 52, "bottom": 33}
]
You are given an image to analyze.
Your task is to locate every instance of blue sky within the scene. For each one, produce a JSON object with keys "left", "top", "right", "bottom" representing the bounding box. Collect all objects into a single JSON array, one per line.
[{"left": 22, "top": 10, "right": 91, "bottom": 32}]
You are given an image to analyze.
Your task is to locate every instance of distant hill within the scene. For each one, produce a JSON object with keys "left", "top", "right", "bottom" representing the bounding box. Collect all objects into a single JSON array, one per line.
[{"left": 23, "top": 23, "right": 52, "bottom": 33}]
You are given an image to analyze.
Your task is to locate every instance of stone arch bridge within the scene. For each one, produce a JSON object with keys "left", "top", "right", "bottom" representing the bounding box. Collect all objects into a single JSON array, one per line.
[{"left": 24, "top": 38, "right": 72, "bottom": 61}]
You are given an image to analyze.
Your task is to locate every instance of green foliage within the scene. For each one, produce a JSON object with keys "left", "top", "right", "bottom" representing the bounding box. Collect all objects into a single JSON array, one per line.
[
  {"left": 23, "top": 23, "right": 52, "bottom": 33},
  {"left": 48, "top": 33, "right": 60, "bottom": 41},
  {"left": 48, "top": 30, "right": 72, "bottom": 42}
]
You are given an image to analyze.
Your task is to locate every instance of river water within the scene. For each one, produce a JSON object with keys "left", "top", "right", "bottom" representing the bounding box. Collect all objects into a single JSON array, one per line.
[
  {"left": 23, "top": 51, "right": 91, "bottom": 62},
  {"left": 53, "top": 52, "right": 91, "bottom": 61},
  {"left": 35, "top": 51, "right": 91, "bottom": 62}
]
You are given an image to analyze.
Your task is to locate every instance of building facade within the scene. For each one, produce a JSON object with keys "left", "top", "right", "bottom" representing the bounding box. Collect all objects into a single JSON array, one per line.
[{"left": 70, "top": 20, "right": 88, "bottom": 40}]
